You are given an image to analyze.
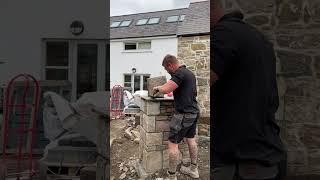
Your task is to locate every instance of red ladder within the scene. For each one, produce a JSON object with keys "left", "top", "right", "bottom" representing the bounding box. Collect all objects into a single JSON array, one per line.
[
  {"left": 110, "top": 85, "right": 123, "bottom": 119},
  {"left": 1, "top": 74, "right": 40, "bottom": 180}
]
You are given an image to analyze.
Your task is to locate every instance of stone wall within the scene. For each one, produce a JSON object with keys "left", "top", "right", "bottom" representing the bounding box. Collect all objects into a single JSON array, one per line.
[
  {"left": 138, "top": 96, "right": 190, "bottom": 174},
  {"left": 220, "top": 0, "right": 320, "bottom": 176},
  {"left": 177, "top": 35, "right": 210, "bottom": 118}
]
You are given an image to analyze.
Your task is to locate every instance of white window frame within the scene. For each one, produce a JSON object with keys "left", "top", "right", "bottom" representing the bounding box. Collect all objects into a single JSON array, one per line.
[
  {"left": 136, "top": 18, "right": 149, "bottom": 25},
  {"left": 166, "top": 15, "right": 179, "bottom": 22},
  {"left": 111, "top": 21, "right": 121, "bottom": 28},
  {"left": 147, "top": 17, "right": 160, "bottom": 24},
  {"left": 43, "top": 40, "right": 72, "bottom": 81},
  {"left": 123, "top": 41, "right": 152, "bottom": 52},
  {"left": 123, "top": 73, "right": 151, "bottom": 93},
  {"left": 179, "top": 15, "right": 186, "bottom": 21},
  {"left": 42, "top": 39, "right": 106, "bottom": 102},
  {"left": 119, "top": 20, "right": 132, "bottom": 27}
]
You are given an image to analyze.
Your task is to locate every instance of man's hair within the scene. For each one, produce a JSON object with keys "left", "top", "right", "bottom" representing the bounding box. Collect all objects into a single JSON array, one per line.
[{"left": 162, "top": 54, "right": 178, "bottom": 66}]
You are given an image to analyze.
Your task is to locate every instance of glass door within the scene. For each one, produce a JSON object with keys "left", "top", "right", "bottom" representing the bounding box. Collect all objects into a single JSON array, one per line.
[{"left": 76, "top": 43, "right": 98, "bottom": 99}]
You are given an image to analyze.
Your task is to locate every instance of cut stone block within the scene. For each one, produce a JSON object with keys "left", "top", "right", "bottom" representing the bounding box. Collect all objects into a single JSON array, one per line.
[
  {"left": 140, "top": 100, "right": 160, "bottom": 115},
  {"left": 145, "top": 132, "right": 163, "bottom": 145},
  {"left": 147, "top": 76, "right": 167, "bottom": 97},
  {"left": 146, "top": 101, "right": 160, "bottom": 115},
  {"left": 143, "top": 149, "right": 162, "bottom": 173},
  {"left": 142, "top": 114, "right": 156, "bottom": 132}
]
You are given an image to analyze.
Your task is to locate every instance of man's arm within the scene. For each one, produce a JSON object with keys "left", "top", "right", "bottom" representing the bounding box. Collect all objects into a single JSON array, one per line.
[{"left": 153, "top": 80, "right": 178, "bottom": 94}]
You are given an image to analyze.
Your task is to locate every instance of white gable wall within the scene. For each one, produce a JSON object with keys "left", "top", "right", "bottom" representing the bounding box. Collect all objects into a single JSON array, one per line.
[{"left": 110, "top": 36, "right": 177, "bottom": 89}]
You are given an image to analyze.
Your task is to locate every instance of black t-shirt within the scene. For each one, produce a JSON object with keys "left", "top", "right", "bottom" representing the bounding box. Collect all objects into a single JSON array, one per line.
[
  {"left": 211, "top": 14, "right": 285, "bottom": 165},
  {"left": 170, "top": 65, "right": 199, "bottom": 114}
]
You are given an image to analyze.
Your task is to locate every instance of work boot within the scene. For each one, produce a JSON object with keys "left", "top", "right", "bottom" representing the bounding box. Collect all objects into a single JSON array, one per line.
[
  {"left": 180, "top": 163, "right": 199, "bottom": 178},
  {"left": 166, "top": 171, "right": 177, "bottom": 180}
]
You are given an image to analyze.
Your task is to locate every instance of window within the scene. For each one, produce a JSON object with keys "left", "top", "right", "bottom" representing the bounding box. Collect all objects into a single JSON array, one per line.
[
  {"left": 166, "top": 15, "right": 179, "bottom": 22},
  {"left": 138, "top": 42, "right": 151, "bottom": 50},
  {"left": 124, "top": 43, "right": 137, "bottom": 50},
  {"left": 136, "top": 18, "right": 148, "bottom": 25},
  {"left": 124, "top": 75, "right": 132, "bottom": 88},
  {"left": 119, "top": 20, "right": 132, "bottom": 27},
  {"left": 147, "top": 17, "right": 160, "bottom": 24},
  {"left": 124, "top": 41, "right": 151, "bottom": 51},
  {"left": 124, "top": 74, "right": 150, "bottom": 92},
  {"left": 111, "top": 21, "right": 121, "bottom": 27},
  {"left": 45, "top": 41, "right": 69, "bottom": 80},
  {"left": 179, "top": 15, "right": 186, "bottom": 21}
]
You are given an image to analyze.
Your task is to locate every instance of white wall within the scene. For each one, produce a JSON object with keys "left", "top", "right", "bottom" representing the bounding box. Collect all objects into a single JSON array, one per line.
[
  {"left": 110, "top": 36, "right": 178, "bottom": 89},
  {"left": 0, "top": 0, "right": 107, "bottom": 86}
]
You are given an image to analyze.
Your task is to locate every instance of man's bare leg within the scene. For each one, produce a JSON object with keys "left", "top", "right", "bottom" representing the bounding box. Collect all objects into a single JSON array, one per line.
[
  {"left": 180, "top": 137, "right": 200, "bottom": 178},
  {"left": 168, "top": 141, "right": 179, "bottom": 180},
  {"left": 185, "top": 138, "right": 198, "bottom": 165}
]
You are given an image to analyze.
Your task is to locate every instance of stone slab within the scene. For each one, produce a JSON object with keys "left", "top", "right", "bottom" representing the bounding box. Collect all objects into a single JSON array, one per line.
[{"left": 147, "top": 76, "right": 167, "bottom": 98}]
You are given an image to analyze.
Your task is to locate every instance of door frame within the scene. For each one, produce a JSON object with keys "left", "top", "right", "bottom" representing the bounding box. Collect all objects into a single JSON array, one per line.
[{"left": 41, "top": 39, "right": 107, "bottom": 101}]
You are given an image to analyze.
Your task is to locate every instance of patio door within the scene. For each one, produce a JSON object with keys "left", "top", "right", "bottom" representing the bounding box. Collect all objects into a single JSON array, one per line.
[{"left": 43, "top": 39, "right": 106, "bottom": 101}]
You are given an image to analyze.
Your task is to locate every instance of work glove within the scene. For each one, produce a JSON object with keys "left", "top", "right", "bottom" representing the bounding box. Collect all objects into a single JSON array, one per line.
[{"left": 152, "top": 86, "right": 161, "bottom": 96}]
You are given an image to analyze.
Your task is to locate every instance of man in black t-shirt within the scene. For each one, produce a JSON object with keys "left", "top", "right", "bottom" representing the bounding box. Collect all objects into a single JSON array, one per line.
[
  {"left": 211, "top": 1, "right": 286, "bottom": 180},
  {"left": 153, "top": 54, "right": 200, "bottom": 180}
]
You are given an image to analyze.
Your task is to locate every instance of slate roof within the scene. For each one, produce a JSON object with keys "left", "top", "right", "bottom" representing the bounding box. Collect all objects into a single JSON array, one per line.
[
  {"left": 110, "top": 1, "right": 210, "bottom": 39},
  {"left": 110, "top": 8, "right": 188, "bottom": 39},
  {"left": 177, "top": 1, "right": 210, "bottom": 36}
]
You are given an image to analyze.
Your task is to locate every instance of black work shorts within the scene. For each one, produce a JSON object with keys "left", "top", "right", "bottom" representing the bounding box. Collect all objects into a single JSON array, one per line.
[{"left": 168, "top": 113, "right": 199, "bottom": 144}]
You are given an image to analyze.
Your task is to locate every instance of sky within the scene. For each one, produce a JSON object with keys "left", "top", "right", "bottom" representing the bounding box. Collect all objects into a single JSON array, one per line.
[{"left": 110, "top": 0, "right": 192, "bottom": 16}]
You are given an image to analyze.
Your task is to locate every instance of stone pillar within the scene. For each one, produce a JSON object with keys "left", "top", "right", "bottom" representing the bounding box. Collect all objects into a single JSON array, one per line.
[{"left": 138, "top": 96, "right": 183, "bottom": 174}]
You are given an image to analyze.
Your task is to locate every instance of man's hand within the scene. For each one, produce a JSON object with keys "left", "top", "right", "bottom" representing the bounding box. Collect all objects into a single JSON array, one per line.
[{"left": 152, "top": 86, "right": 161, "bottom": 96}]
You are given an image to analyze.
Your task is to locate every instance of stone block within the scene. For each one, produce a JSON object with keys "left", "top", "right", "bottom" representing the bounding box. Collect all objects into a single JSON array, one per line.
[
  {"left": 299, "top": 124, "right": 320, "bottom": 149},
  {"left": 143, "top": 149, "right": 162, "bottom": 173},
  {"left": 245, "top": 15, "right": 270, "bottom": 26},
  {"left": 146, "top": 101, "right": 160, "bottom": 116},
  {"left": 236, "top": 0, "right": 275, "bottom": 14},
  {"left": 276, "top": 32, "right": 320, "bottom": 50},
  {"left": 277, "top": 50, "right": 312, "bottom": 77},
  {"left": 308, "top": 0, "right": 320, "bottom": 23},
  {"left": 276, "top": 0, "right": 303, "bottom": 24},
  {"left": 144, "top": 144, "right": 167, "bottom": 152},
  {"left": 308, "top": 149, "right": 320, "bottom": 169},
  {"left": 197, "top": 77, "right": 208, "bottom": 86},
  {"left": 147, "top": 76, "right": 167, "bottom": 97},
  {"left": 156, "top": 121, "right": 170, "bottom": 132},
  {"left": 142, "top": 114, "right": 156, "bottom": 132},
  {"left": 145, "top": 132, "right": 163, "bottom": 145},
  {"left": 191, "top": 44, "right": 206, "bottom": 51},
  {"left": 284, "top": 96, "right": 316, "bottom": 123},
  {"left": 287, "top": 149, "right": 307, "bottom": 165}
]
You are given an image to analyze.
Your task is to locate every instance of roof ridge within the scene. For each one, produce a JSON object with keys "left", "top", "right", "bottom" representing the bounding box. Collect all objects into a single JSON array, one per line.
[{"left": 110, "top": 7, "right": 188, "bottom": 17}]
